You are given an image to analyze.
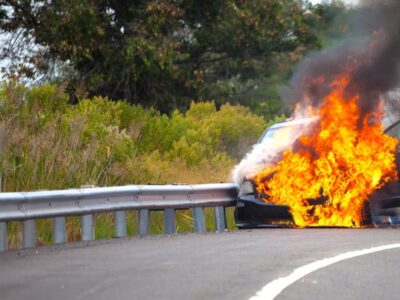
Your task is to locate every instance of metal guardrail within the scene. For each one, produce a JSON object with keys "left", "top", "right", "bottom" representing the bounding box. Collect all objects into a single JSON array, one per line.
[{"left": 0, "top": 184, "right": 238, "bottom": 252}]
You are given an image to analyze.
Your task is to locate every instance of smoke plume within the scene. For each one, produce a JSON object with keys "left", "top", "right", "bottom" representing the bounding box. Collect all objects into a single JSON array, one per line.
[
  {"left": 232, "top": 1, "right": 400, "bottom": 184},
  {"left": 285, "top": 0, "right": 400, "bottom": 121}
]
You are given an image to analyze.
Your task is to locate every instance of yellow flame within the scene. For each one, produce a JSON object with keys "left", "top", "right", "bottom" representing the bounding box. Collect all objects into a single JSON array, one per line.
[{"left": 254, "top": 74, "right": 398, "bottom": 227}]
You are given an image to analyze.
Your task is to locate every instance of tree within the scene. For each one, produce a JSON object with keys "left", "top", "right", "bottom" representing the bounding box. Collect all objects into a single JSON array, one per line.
[
  {"left": 240, "top": 0, "right": 350, "bottom": 118},
  {"left": 1, "top": 0, "right": 321, "bottom": 112}
]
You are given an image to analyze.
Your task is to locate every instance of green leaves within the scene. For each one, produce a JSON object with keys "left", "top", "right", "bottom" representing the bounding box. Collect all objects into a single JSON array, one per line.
[
  {"left": 1, "top": 0, "right": 325, "bottom": 112},
  {"left": 0, "top": 83, "right": 268, "bottom": 190}
]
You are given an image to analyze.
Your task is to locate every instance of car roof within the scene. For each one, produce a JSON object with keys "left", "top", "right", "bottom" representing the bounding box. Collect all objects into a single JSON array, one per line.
[
  {"left": 259, "top": 118, "right": 400, "bottom": 144},
  {"left": 268, "top": 117, "right": 400, "bottom": 132}
]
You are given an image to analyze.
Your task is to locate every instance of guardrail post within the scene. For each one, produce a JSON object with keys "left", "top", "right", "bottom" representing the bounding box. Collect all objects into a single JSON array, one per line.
[
  {"left": 138, "top": 209, "right": 150, "bottom": 236},
  {"left": 114, "top": 211, "right": 127, "bottom": 238},
  {"left": 23, "top": 219, "right": 36, "bottom": 248},
  {"left": 0, "top": 222, "right": 7, "bottom": 252},
  {"left": 54, "top": 216, "right": 66, "bottom": 244},
  {"left": 163, "top": 208, "right": 175, "bottom": 234},
  {"left": 193, "top": 207, "right": 206, "bottom": 233},
  {"left": 214, "top": 206, "right": 226, "bottom": 232},
  {"left": 81, "top": 214, "right": 94, "bottom": 241}
]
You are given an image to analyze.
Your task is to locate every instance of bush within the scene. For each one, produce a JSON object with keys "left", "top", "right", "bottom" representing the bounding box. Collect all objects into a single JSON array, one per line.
[
  {"left": 0, "top": 83, "right": 269, "bottom": 191},
  {"left": 1, "top": 82, "right": 282, "bottom": 247}
]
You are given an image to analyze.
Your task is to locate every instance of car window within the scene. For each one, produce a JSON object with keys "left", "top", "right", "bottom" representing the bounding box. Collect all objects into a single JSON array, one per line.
[
  {"left": 259, "top": 127, "right": 281, "bottom": 143},
  {"left": 258, "top": 125, "right": 307, "bottom": 151},
  {"left": 386, "top": 121, "right": 400, "bottom": 151}
]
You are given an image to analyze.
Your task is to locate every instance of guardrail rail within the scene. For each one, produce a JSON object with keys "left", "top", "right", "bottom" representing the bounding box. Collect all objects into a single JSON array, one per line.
[{"left": 0, "top": 184, "right": 238, "bottom": 252}]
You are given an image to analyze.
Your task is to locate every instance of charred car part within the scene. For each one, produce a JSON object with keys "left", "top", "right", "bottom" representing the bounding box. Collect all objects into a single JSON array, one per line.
[
  {"left": 235, "top": 119, "right": 400, "bottom": 228},
  {"left": 235, "top": 179, "right": 293, "bottom": 228},
  {"left": 369, "top": 120, "right": 400, "bottom": 226}
]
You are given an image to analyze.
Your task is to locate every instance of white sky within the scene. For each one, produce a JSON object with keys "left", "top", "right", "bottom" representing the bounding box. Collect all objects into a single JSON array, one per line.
[{"left": 310, "top": 0, "right": 359, "bottom": 4}]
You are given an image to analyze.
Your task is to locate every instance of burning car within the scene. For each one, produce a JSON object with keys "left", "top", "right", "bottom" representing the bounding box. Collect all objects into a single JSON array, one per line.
[
  {"left": 231, "top": 1, "right": 400, "bottom": 229},
  {"left": 234, "top": 117, "right": 400, "bottom": 228}
]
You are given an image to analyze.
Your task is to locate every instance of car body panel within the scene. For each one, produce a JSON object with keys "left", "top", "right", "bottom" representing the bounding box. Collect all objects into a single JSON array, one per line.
[{"left": 235, "top": 195, "right": 293, "bottom": 228}]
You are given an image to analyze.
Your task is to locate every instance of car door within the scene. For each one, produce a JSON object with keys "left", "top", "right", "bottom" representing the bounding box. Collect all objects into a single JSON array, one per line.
[
  {"left": 369, "top": 120, "right": 400, "bottom": 224},
  {"left": 385, "top": 120, "right": 400, "bottom": 185}
]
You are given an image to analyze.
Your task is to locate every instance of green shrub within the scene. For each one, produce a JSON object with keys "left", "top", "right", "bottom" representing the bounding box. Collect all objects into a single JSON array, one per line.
[{"left": 0, "top": 83, "right": 273, "bottom": 190}]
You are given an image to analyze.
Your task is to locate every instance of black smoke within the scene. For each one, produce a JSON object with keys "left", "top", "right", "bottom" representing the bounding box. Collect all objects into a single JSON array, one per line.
[{"left": 283, "top": 0, "right": 400, "bottom": 123}]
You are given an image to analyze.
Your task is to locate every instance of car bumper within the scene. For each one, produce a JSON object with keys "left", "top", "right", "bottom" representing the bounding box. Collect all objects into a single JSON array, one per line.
[
  {"left": 370, "top": 182, "right": 400, "bottom": 226},
  {"left": 235, "top": 194, "right": 293, "bottom": 228},
  {"left": 235, "top": 194, "right": 375, "bottom": 228}
]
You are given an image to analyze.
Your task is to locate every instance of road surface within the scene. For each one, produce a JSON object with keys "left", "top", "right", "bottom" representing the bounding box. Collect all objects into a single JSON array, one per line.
[{"left": 1, "top": 229, "right": 400, "bottom": 300}]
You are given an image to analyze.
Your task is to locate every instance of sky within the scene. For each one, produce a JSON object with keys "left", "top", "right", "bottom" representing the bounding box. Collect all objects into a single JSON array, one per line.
[{"left": 310, "top": 0, "right": 359, "bottom": 4}]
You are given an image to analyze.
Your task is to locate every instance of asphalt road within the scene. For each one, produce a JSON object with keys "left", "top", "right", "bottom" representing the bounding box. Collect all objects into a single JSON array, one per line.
[{"left": 1, "top": 229, "right": 400, "bottom": 300}]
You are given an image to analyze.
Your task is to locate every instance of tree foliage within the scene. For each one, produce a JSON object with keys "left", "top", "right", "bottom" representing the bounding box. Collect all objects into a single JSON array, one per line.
[
  {"left": 241, "top": 0, "right": 350, "bottom": 118},
  {"left": 1, "top": 0, "right": 322, "bottom": 112}
]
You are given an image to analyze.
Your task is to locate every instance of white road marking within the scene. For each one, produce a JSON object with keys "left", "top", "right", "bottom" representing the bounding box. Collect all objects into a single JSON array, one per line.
[{"left": 249, "top": 243, "right": 400, "bottom": 300}]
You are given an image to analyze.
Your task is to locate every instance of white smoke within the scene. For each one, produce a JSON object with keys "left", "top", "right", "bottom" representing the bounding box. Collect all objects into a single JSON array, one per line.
[
  {"left": 231, "top": 115, "right": 318, "bottom": 184},
  {"left": 231, "top": 137, "right": 290, "bottom": 184},
  {"left": 383, "top": 89, "right": 400, "bottom": 128}
]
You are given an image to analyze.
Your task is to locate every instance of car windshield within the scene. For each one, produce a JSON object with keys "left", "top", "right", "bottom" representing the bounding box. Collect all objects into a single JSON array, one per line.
[
  {"left": 259, "top": 125, "right": 303, "bottom": 146},
  {"left": 258, "top": 118, "right": 319, "bottom": 146}
]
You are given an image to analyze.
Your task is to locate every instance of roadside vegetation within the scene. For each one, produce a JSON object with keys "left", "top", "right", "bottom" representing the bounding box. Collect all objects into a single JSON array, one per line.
[
  {"left": 0, "top": 1, "right": 349, "bottom": 247},
  {"left": 0, "top": 82, "right": 278, "bottom": 191},
  {"left": 0, "top": 82, "right": 285, "bottom": 248}
]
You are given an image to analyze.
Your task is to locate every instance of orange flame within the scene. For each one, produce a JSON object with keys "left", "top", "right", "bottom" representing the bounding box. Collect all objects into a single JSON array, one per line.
[{"left": 254, "top": 74, "right": 398, "bottom": 227}]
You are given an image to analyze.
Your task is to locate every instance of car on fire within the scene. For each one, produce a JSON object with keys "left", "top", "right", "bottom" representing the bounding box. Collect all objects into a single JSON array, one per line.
[{"left": 234, "top": 118, "right": 400, "bottom": 228}]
